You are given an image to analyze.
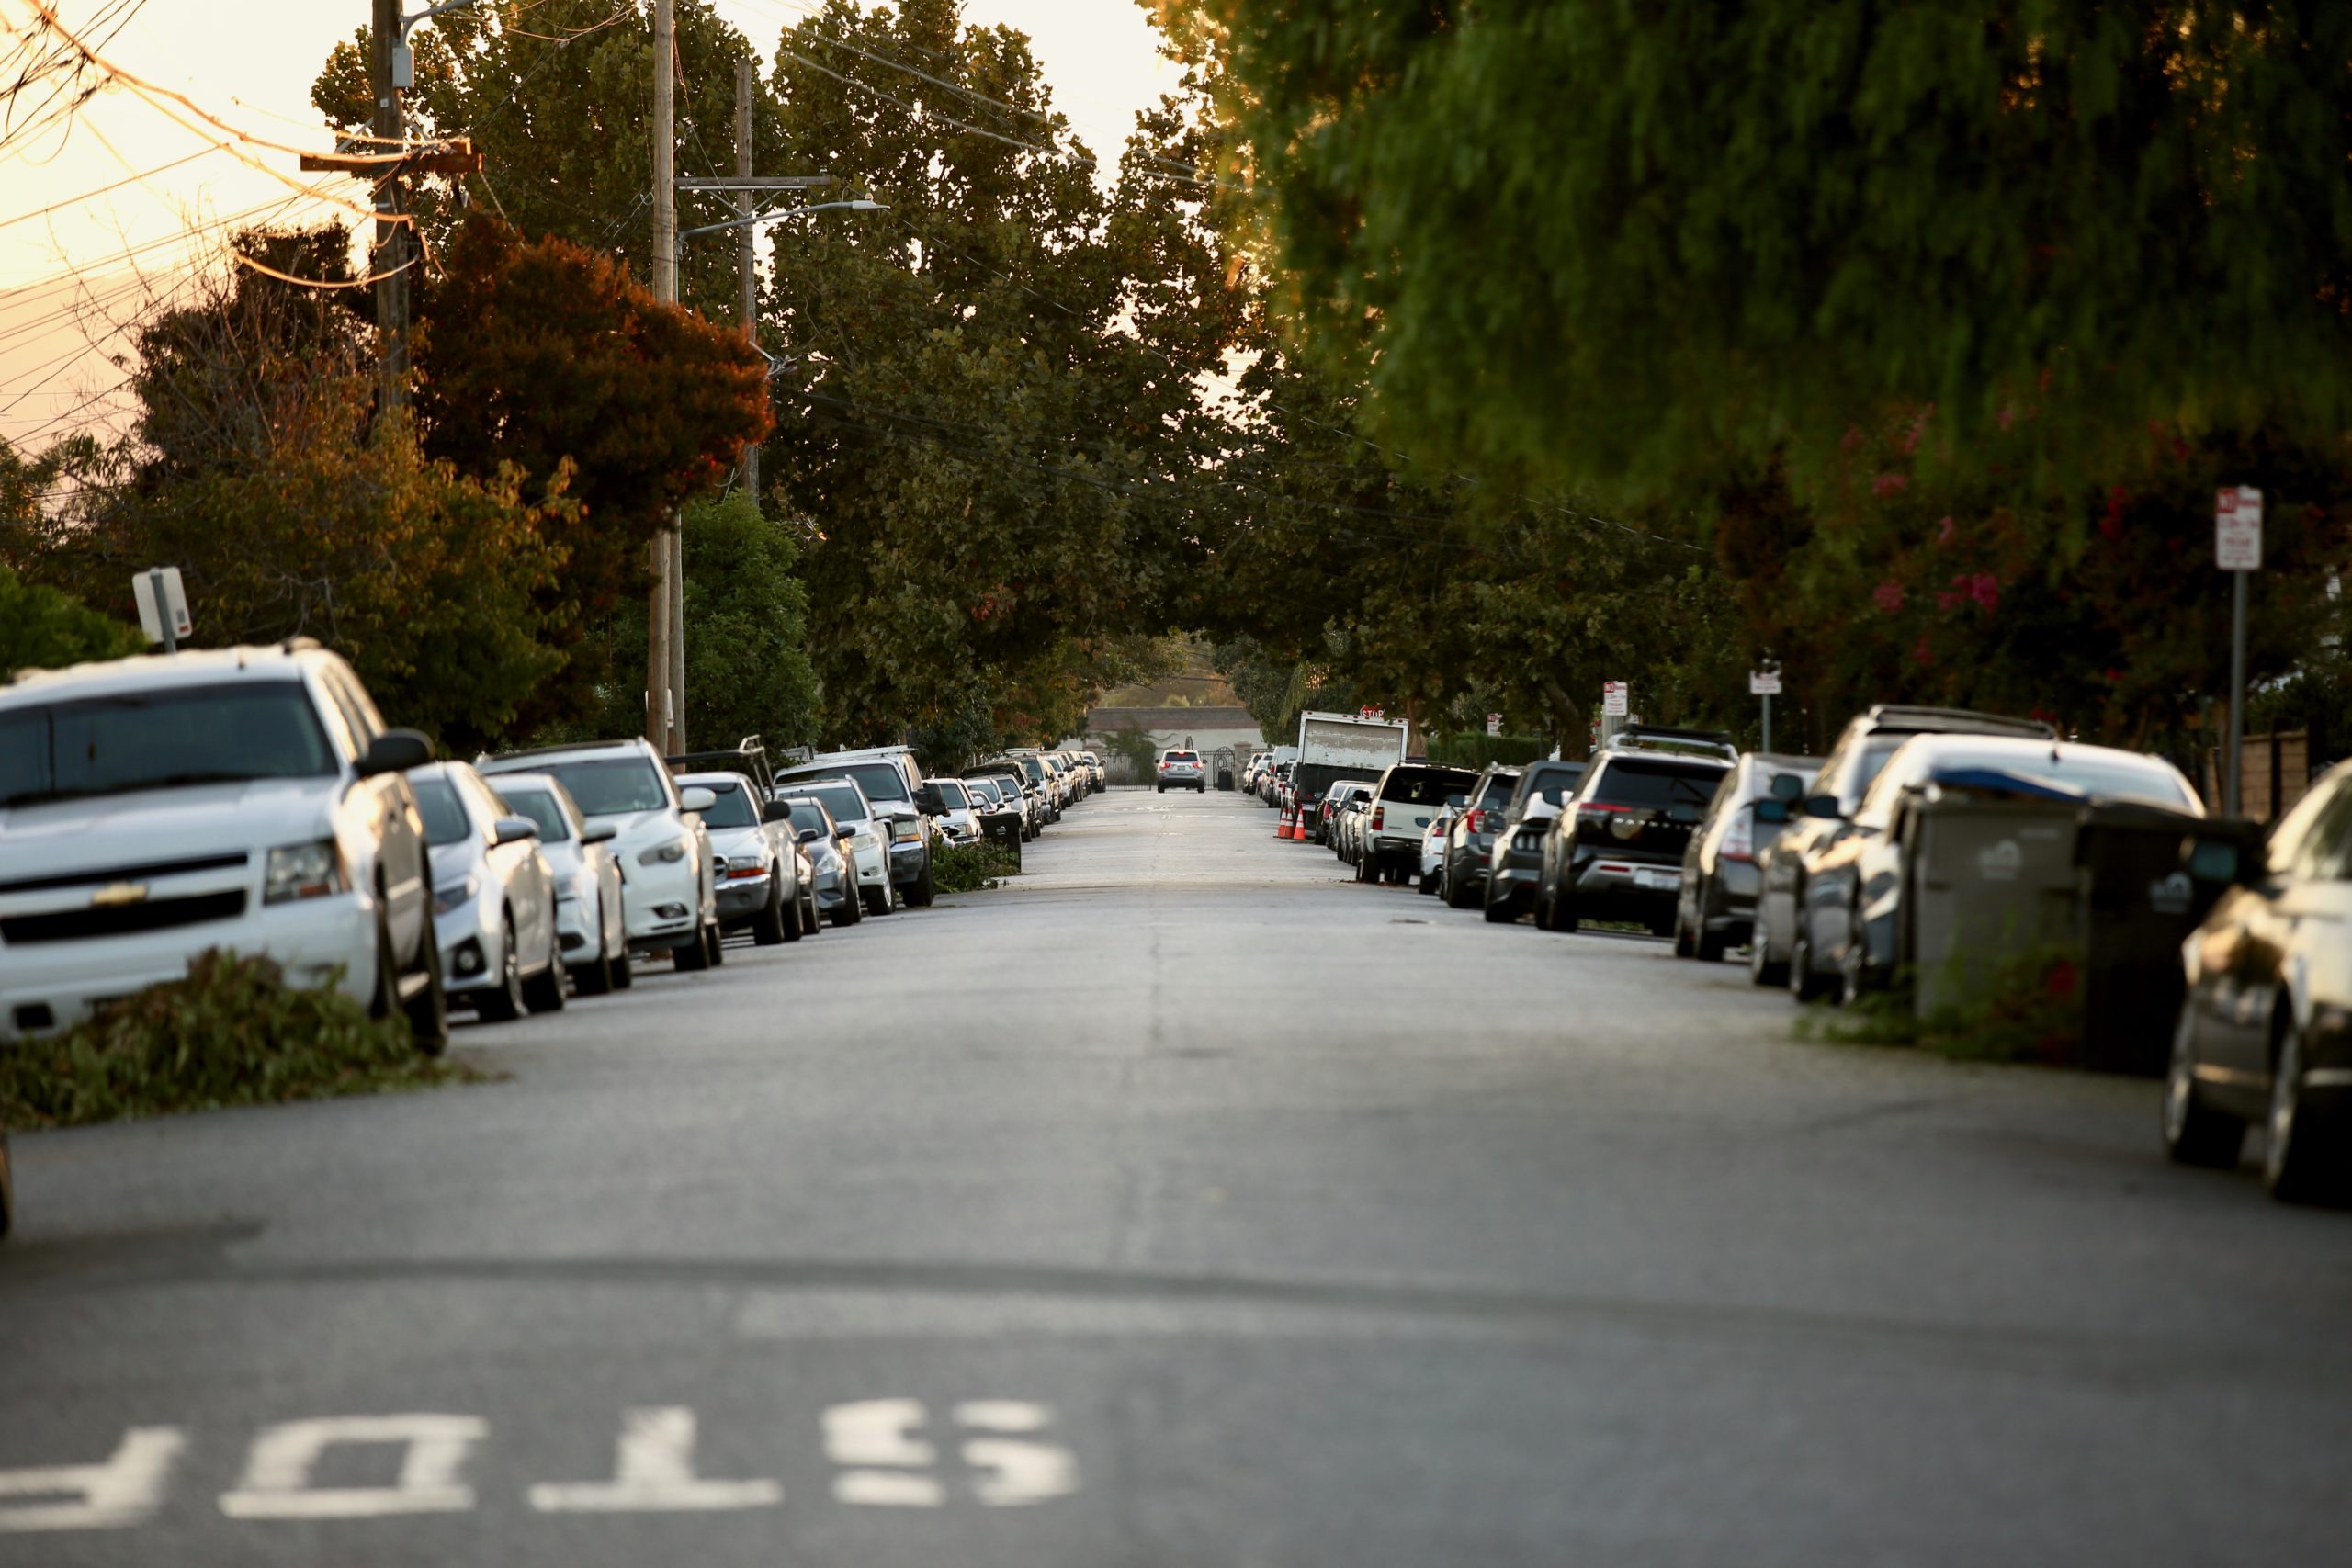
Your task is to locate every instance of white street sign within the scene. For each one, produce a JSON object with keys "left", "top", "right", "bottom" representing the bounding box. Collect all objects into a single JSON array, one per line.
[
  {"left": 1485, "top": 713, "right": 1502, "bottom": 737},
  {"left": 130, "top": 567, "right": 191, "bottom": 647},
  {"left": 1601, "top": 682, "right": 1628, "bottom": 717},
  {"left": 2216, "top": 486, "right": 2263, "bottom": 571},
  {"left": 1748, "top": 670, "right": 1781, "bottom": 696}
]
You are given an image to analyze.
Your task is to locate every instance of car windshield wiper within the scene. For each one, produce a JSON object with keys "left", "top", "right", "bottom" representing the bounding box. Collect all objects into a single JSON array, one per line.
[{"left": 0, "top": 770, "right": 278, "bottom": 808}]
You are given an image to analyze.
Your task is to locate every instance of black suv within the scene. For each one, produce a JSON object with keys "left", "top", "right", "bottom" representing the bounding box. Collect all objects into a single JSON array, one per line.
[{"left": 1534, "top": 750, "right": 1733, "bottom": 934}]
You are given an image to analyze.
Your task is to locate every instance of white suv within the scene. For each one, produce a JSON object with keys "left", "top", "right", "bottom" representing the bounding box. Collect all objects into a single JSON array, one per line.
[
  {"left": 479, "top": 739, "right": 720, "bottom": 969},
  {"left": 0, "top": 642, "right": 447, "bottom": 1048},
  {"left": 1157, "top": 749, "right": 1206, "bottom": 793}
]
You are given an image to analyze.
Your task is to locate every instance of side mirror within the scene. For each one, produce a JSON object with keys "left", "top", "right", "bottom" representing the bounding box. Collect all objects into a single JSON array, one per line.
[
  {"left": 836, "top": 826, "right": 856, "bottom": 840},
  {"left": 1753, "top": 798, "right": 1791, "bottom": 825},
  {"left": 1770, "top": 773, "right": 1806, "bottom": 802},
  {"left": 1803, "top": 794, "right": 1845, "bottom": 820},
  {"left": 761, "top": 799, "right": 794, "bottom": 824},
  {"left": 914, "top": 784, "right": 944, "bottom": 816},
  {"left": 356, "top": 728, "right": 434, "bottom": 778},
  {"left": 796, "top": 826, "right": 822, "bottom": 845},
  {"left": 580, "top": 822, "right": 617, "bottom": 845},
  {"left": 680, "top": 786, "right": 717, "bottom": 814},
  {"left": 492, "top": 815, "right": 538, "bottom": 846}
]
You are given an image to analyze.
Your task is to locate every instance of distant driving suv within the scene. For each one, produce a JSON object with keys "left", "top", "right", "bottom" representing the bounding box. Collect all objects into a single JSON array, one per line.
[
  {"left": 1157, "top": 749, "right": 1206, "bottom": 792},
  {"left": 0, "top": 642, "right": 447, "bottom": 1049}
]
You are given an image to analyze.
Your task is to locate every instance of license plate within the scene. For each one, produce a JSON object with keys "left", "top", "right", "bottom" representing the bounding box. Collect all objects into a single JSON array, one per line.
[{"left": 1634, "top": 868, "right": 1679, "bottom": 891}]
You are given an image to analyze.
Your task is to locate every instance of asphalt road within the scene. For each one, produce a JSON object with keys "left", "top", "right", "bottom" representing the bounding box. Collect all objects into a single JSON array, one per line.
[{"left": 6, "top": 787, "right": 2351, "bottom": 1565}]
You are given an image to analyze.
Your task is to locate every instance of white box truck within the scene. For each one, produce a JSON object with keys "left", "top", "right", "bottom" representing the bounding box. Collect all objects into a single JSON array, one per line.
[{"left": 1293, "top": 710, "right": 1409, "bottom": 809}]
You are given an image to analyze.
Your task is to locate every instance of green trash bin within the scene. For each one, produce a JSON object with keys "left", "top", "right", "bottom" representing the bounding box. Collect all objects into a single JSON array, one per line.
[{"left": 2072, "top": 807, "right": 2261, "bottom": 1076}]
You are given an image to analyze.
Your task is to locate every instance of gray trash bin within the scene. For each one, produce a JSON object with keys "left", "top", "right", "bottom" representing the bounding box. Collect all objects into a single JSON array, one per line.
[
  {"left": 979, "top": 811, "right": 1023, "bottom": 870},
  {"left": 1905, "top": 795, "right": 2086, "bottom": 1021},
  {"left": 2073, "top": 807, "right": 2259, "bottom": 1075}
]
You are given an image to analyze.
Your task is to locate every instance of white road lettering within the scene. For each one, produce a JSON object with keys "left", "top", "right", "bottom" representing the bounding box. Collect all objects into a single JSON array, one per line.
[
  {"left": 0, "top": 1427, "right": 186, "bottom": 1533},
  {"left": 526, "top": 1406, "right": 782, "bottom": 1513},
  {"left": 956, "top": 1401, "right": 1078, "bottom": 1506},
  {"left": 218, "top": 1415, "right": 486, "bottom": 1520},
  {"left": 823, "top": 1399, "right": 944, "bottom": 1507}
]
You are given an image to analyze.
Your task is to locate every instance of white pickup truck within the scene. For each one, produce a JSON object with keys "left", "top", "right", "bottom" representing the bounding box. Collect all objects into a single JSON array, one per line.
[{"left": 0, "top": 642, "right": 449, "bottom": 1049}]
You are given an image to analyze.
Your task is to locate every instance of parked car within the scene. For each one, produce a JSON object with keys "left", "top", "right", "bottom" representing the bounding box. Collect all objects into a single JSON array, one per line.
[
  {"left": 925, "top": 777, "right": 984, "bottom": 845},
  {"left": 677, "top": 769, "right": 813, "bottom": 946},
  {"left": 1419, "top": 800, "right": 1459, "bottom": 892},
  {"left": 1335, "top": 790, "right": 1373, "bottom": 866},
  {"left": 665, "top": 737, "right": 776, "bottom": 800},
  {"left": 1672, "top": 753, "right": 1818, "bottom": 962},
  {"left": 777, "top": 795, "right": 862, "bottom": 927},
  {"left": 1, "top": 1127, "right": 13, "bottom": 1242},
  {"left": 1358, "top": 762, "right": 1478, "bottom": 886},
  {"left": 411, "top": 761, "right": 565, "bottom": 1021},
  {"left": 1535, "top": 748, "right": 1732, "bottom": 933},
  {"left": 1439, "top": 765, "right": 1521, "bottom": 909},
  {"left": 966, "top": 767, "right": 1039, "bottom": 840},
  {"left": 1753, "top": 705, "right": 2057, "bottom": 996},
  {"left": 1313, "top": 779, "right": 1371, "bottom": 845},
  {"left": 1158, "top": 748, "right": 1207, "bottom": 793},
  {"left": 0, "top": 641, "right": 447, "bottom": 1050},
  {"left": 783, "top": 777, "right": 893, "bottom": 916},
  {"left": 488, "top": 772, "right": 631, "bottom": 994},
  {"left": 999, "top": 753, "right": 1060, "bottom": 823},
  {"left": 1595, "top": 723, "right": 1741, "bottom": 765},
  {"left": 1807, "top": 735, "right": 2203, "bottom": 1005},
  {"left": 2165, "top": 760, "right": 2352, "bottom": 1201},
  {"left": 480, "top": 739, "right": 720, "bottom": 970},
  {"left": 1482, "top": 759, "right": 1589, "bottom": 922},
  {"left": 775, "top": 748, "right": 936, "bottom": 908}
]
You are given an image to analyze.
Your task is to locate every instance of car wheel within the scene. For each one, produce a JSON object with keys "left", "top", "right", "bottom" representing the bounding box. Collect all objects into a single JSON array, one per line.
[
  {"left": 1749, "top": 924, "right": 1788, "bottom": 987},
  {"left": 1157, "top": 784, "right": 1165, "bottom": 794},
  {"left": 907, "top": 864, "right": 935, "bottom": 908},
  {"left": 753, "top": 875, "right": 790, "bottom": 945},
  {"left": 1838, "top": 940, "right": 1876, "bottom": 1008},
  {"left": 830, "top": 893, "right": 861, "bottom": 928},
  {"left": 1483, "top": 880, "right": 1515, "bottom": 923},
  {"left": 2264, "top": 1016, "right": 2346, "bottom": 1202},
  {"left": 405, "top": 916, "right": 449, "bottom": 1055},
  {"left": 522, "top": 937, "right": 567, "bottom": 1015},
  {"left": 1353, "top": 852, "right": 1376, "bottom": 885},
  {"left": 2162, "top": 1006, "right": 2244, "bottom": 1169},
  {"left": 1532, "top": 874, "right": 1556, "bottom": 931},
  {"left": 477, "top": 910, "right": 526, "bottom": 1021},
  {"left": 674, "top": 919, "right": 711, "bottom": 971},
  {"left": 865, "top": 884, "right": 894, "bottom": 916},
  {"left": 783, "top": 886, "right": 808, "bottom": 942},
  {"left": 1672, "top": 908, "right": 1696, "bottom": 958},
  {"left": 1555, "top": 890, "right": 1580, "bottom": 934},
  {"left": 706, "top": 919, "right": 726, "bottom": 965}
]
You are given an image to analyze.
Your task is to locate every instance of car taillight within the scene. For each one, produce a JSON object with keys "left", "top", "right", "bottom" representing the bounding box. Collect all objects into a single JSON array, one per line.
[
  {"left": 1370, "top": 806, "right": 1385, "bottom": 830},
  {"left": 1578, "top": 802, "right": 1628, "bottom": 816},
  {"left": 1466, "top": 809, "right": 1491, "bottom": 834},
  {"left": 1723, "top": 808, "right": 1755, "bottom": 863}
]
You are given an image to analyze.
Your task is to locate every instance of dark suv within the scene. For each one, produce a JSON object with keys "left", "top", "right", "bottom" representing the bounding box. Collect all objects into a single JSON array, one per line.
[
  {"left": 1482, "top": 758, "right": 1589, "bottom": 922},
  {"left": 1439, "top": 764, "right": 1521, "bottom": 908},
  {"left": 1535, "top": 750, "right": 1733, "bottom": 934}
]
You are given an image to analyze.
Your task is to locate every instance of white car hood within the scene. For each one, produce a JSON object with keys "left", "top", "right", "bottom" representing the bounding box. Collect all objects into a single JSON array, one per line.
[
  {"left": 0, "top": 778, "right": 338, "bottom": 881},
  {"left": 706, "top": 824, "right": 765, "bottom": 858},
  {"left": 587, "top": 808, "right": 683, "bottom": 850}
]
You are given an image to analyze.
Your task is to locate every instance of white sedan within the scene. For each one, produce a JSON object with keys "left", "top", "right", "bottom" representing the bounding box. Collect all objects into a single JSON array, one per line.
[{"left": 410, "top": 762, "right": 565, "bottom": 1021}]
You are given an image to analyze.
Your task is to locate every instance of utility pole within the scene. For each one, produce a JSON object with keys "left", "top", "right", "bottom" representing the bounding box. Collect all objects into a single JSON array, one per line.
[
  {"left": 735, "top": 56, "right": 760, "bottom": 500},
  {"left": 647, "top": 0, "right": 679, "bottom": 753},
  {"left": 369, "top": 0, "right": 409, "bottom": 413}
]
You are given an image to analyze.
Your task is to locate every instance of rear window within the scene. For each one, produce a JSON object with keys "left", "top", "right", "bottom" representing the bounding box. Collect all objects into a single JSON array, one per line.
[
  {"left": 935, "top": 780, "right": 971, "bottom": 809},
  {"left": 1589, "top": 758, "right": 1728, "bottom": 812},
  {"left": 1165, "top": 751, "right": 1200, "bottom": 763},
  {"left": 784, "top": 801, "right": 832, "bottom": 836},
  {"left": 1476, "top": 773, "right": 1518, "bottom": 807},
  {"left": 1520, "top": 761, "right": 1585, "bottom": 807},
  {"left": 1379, "top": 766, "right": 1476, "bottom": 806}
]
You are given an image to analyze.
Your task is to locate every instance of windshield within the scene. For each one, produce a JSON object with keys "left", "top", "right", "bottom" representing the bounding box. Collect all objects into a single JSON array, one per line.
[
  {"left": 0, "top": 682, "right": 335, "bottom": 808},
  {"left": 802, "top": 784, "right": 869, "bottom": 824},
  {"left": 693, "top": 782, "right": 760, "bottom": 829},
  {"left": 783, "top": 800, "right": 833, "bottom": 837},
  {"left": 411, "top": 776, "right": 475, "bottom": 847},
  {"left": 1589, "top": 759, "right": 1728, "bottom": 810},
  {"left": 499, "top": 786, "right": 572, "bottom": 843},
  {"left": 935, "top": 780, "right": 971, "bottom": 809},
  {"left": 832, "top": 762, "right": 910, "bottom": 805},
  {"left": 540, "top": 758, "right": 670, "bottom": 817}
]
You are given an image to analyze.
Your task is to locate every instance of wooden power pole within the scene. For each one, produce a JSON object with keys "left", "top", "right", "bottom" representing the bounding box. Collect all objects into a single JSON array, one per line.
[
  {"left": 647, "top": 0, "right": 679, "bottom": 752},
  {"left": 736, "top": 56, "right": 760, "bottom": 500},
  {"left": 369, "top": 0, "right": 409, "bottom": 413}
]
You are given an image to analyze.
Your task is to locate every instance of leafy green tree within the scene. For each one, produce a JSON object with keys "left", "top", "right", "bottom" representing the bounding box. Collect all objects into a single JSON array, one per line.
[
  {"left": 1167, "top": 1, "right": 2352, "bottom": 502},
  {"left": 0, "top": 564, "right": 142, "bottom": 680}
]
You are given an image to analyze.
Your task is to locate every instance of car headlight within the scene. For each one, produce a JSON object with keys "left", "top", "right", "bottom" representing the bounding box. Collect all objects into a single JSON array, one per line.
[
  {"left": 722, "top": 852, "right": 764, "bottom": 874},
  {"left": 638, "top": 839, "right": 689, "bottom": 866},
  {"left": 888, "top": 818, "right": 919, "bottom": 844},
  {"left": 432, "top": 874, "right": 480, "bottom": 915},
  {"left": 265, "top": 840, "right": 348, "bottom": 905}
]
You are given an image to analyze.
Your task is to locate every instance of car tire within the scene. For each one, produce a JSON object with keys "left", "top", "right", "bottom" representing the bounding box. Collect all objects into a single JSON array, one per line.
[
  {"left": 707, "top": 919, "right": 726, "bottom": 965},
  {"left": 1157, "top": 785, "right": 1165, "bottom": 794},
  {"left": 907, "top": 863, "right": 935, "bottom": 908},
  {"left": 612, "top": 944, "right": 634, "bottom": 988},
  {"left": 1353, "top": 852, "right": 1376, "bottom": 885},
  {"left": 1838, "top": 940, "right": 1877, "bottom": 1008},
  {"left": 1444, "top": 865, "right": 1477, "bottom": 910},
  {"left": 1419, "top": 867, "right": 1442, "bottom": 895},
  {"left": 753, "top": 875, "right": 790, "bottom": 945},
  {"left": 405, "top": 916, "right": 449, "bottom": 1055},
  {"left": 1532, "top": 876, "right": 1556, "bottom": 931},
  {"left": 1196, "top": 783, "right": 1206, "bottom": 794},
  {"left": 1749, "top": 927, "right": 1788, "bottom": 988},
  {"left": 865, "top": 884, "right": 893, "bottom": 917},
  {"left": 1696, "top": 927, "right": 1728, "bottom": 964},
  {"left": 830, "top": 893, "right": 861, "bottom": 929},
  {"left": 522, "top": 944, "right": 567, "bottom": 1014},
  {"left": 1672, "top": 909, "right": 1696, "bottom": 958},
  {"left": 674, "top": 919, "right": 711, "bottom": 971},
  {"left": 477, "top": 910, "right": 526, "bottom": 1021},
  {"left": 1555, "top": 891, "right": 1580, "bottom": 935},
  {"left": 2163, "top": 1008, "right": 2244, "bottom": 1170},
  {"left": 2264, "top": 1016, "right": 2346, "bottom": 1203},
  {"left": 782, "top": 886, "right": 808, "bottom": 942}
]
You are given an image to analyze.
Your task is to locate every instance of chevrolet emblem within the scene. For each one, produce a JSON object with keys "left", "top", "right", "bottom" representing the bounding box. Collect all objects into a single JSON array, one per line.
[{"left": 90, "top": 883, "right": 150, "bottom": 908}]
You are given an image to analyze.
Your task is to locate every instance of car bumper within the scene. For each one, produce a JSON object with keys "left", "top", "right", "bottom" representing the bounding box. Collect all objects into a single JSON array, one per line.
[
  {"left": 715, "top": 871, "right": 773, "bottom": 924},
  {"left": 553, "top": 896, "right": 602, "bottom": 959},
  {"left": 888, "top": 841, "right": 927, "bottom": 886},
  {"left": 434, "top": 894, "right": 507, "bottom": 998},
  {"left": 0, "top": 889, "right": 379, "bottom": 1041},
  {"left": 620, "top": 856, "right": 701, "bottom": 950},
  {"left": 1573, "top": 855, "right": 1683, "bottom": 917}
]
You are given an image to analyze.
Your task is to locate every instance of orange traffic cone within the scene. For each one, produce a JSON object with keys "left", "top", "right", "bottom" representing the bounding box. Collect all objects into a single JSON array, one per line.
[
  {"left": 1276, "top": 796, "right": 1296, "bottom": 839},
  {"left": 1291, "top": 805, "right": 1311, "bottom": 841}
]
